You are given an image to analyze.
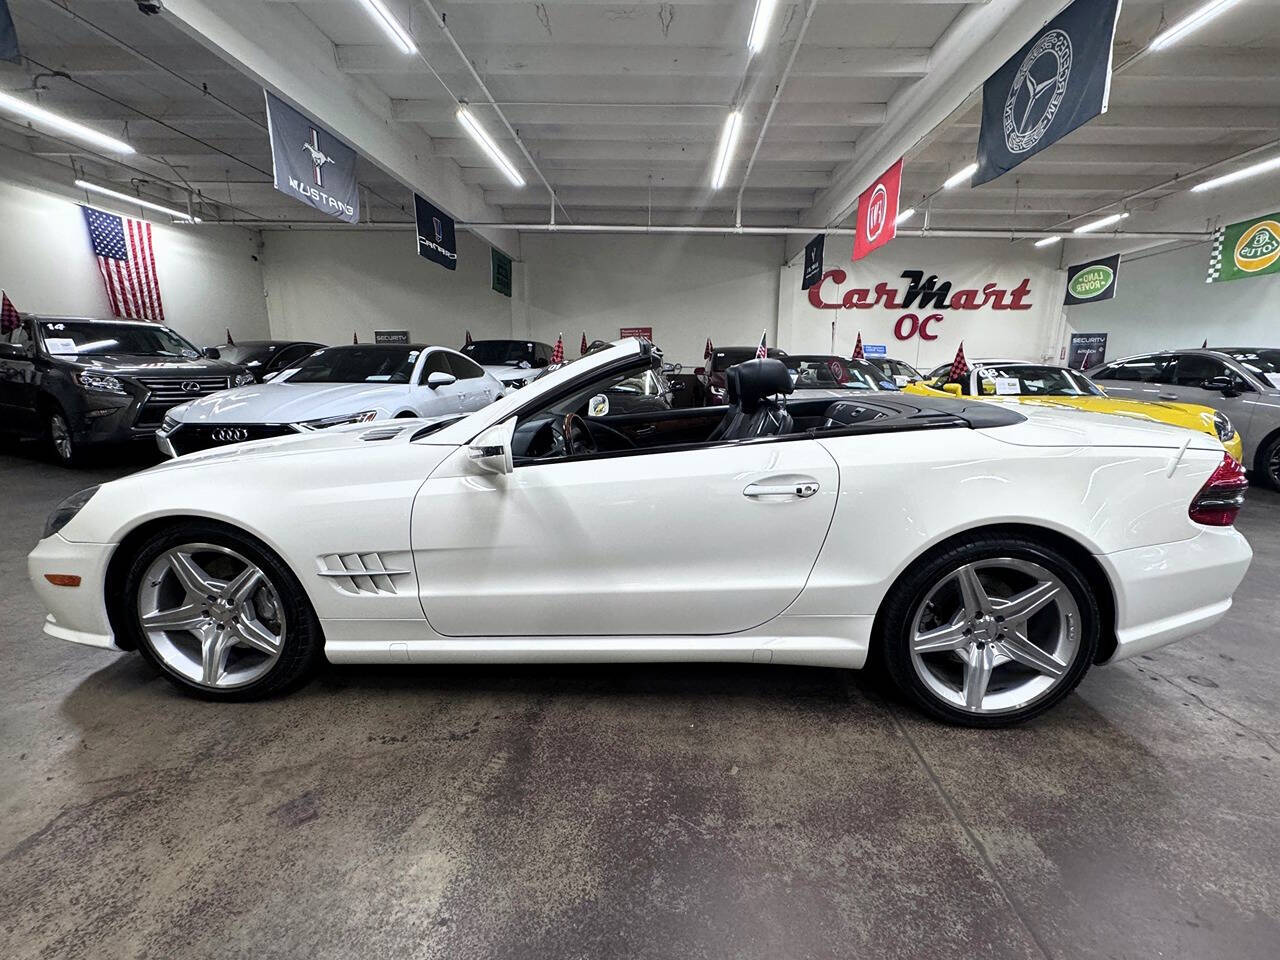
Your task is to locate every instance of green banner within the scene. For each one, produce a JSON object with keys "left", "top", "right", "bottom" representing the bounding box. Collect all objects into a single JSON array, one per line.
[
  {"left": 491, "top": 247, "right": 512, "bottom": 297},
  {"left": 1207, "top": 212, "right": 1280, "bottom": 283}
]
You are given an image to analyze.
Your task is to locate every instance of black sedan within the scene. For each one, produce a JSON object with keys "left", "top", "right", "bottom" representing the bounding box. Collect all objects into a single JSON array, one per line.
[{"left": 214, "top": 340, "right": 325, "bottom": 381}]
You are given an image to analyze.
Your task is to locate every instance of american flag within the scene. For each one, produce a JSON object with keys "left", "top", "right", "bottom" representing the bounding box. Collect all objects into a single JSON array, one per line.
[
  {"left": 550, "top": 332, "right": 564, "bottom": 364},
  {"left": 81, "top": 206, "right": 165, "bottom": 322},
  {"left": 1, "top": 291, "right": 19, "bottom": 336},
  {"left": 947, "top": 342, "right": 970, "bottom": 383},
  {"left": 755, "top": 330, "right": 767, "bottom": 360}
]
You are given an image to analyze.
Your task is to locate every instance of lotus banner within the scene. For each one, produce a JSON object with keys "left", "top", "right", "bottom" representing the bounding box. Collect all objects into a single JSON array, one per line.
[{"left": 1207, "top": 213, "right": 1280, "bottom": 284}]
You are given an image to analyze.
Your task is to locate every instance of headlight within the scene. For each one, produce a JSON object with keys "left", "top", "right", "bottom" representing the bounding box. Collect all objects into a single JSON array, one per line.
[
  {"left": 77, "top": 372, "right": 126, "bottom": 394},
  {"left": 295, "top": 410, "right": 378, "bottom": 431},
  {"left": 43, "top": 486, "right": 99, "bottom": 539},
  {"left": 234, "top": 372, "right": 254, "bottom": 387},
  {"left": 1213, "top": 411, "right": 1235, "bottom": 443}
]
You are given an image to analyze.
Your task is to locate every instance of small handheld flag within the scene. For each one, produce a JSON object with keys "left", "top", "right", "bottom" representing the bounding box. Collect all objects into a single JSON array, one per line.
[
  {"left": 550, "top": 333, "right": 564, "bottom": 364},
  {"left": 580, "top": 332, "right": 588, "bottom": 355},
  {"left": 852, "top": 332, "right": 864, "bottom": 360},
  {"left": 1, "top": 291, "right": 20, "bottom": 336},
  {"left": 947, "top": 342, "right": 970, "bottom": 383},
  {"left": 1202, "top": 339, "right": 1208, "bottom": 349},
  {"left": 465, "top": 329, "right": 473, "bottom": 346},
  {"left": 353, "top": 331, "right": 359, "bottom": 344},
  {"left": 755, "top": 330, "right": 767, "bottom": 360},
  {"left": 704, "top": 337, "right": 714, "bottom": 360},
  {"left": 225, "top": 328, "right": 235, "bottom": 346}
]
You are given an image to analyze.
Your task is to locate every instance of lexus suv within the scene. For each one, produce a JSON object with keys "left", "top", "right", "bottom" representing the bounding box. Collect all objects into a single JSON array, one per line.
[{"left": 0, "top": 315, "right": 251, "bottom": 466}]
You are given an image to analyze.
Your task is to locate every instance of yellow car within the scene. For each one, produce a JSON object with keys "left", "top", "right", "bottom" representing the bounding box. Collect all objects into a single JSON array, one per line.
[{"left": 905, "top": 360, "right": 1244, "bottom": 462}]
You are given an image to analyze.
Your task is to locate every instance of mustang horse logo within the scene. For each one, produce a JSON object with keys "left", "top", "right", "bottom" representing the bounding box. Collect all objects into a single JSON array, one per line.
[{"left": 301, "top": 127, "right": 335, "bottom": 186}]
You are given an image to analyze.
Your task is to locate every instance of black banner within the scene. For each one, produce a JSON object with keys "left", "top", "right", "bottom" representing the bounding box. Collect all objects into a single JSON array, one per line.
[
  {"left": 801, "top": 234, "right": 825, "bottom": 290},
  {"left": 1, "top": 0, "right": 21, "bottom": 63},
  {"left": 974, "top": 0, "right": 1121, "bottom": 186},
  {"left": 1067, "top": 332, "right": 1108, "bottom": 370},
  {"left": 414, "top": 194, "right": 458, "bottom": 270},
  {"left": 492, "top": 248, "right": 512, "bottom": 297},
  {"left": 1064, "top": 253, "right": 1120, "bottom": 305},
  {"left": 265, "top": 91, "right": 359, "bottom": 223}
]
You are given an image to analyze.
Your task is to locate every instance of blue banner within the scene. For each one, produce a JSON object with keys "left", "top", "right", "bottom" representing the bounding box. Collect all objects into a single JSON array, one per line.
[{"left": 974, "top": 0, "right": 1121, "bottom": 186}]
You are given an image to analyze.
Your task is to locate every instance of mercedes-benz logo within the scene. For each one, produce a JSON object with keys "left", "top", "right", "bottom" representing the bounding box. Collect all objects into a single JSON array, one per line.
[
  {"left": 1003, "top": 29, "right": 1073, "bottom": 154},
  {"left": 211, "top": 427, "right": 249, "bottom": 443},
  {"left": 181, "top": 381, "right": 202, "bottom": 394}
]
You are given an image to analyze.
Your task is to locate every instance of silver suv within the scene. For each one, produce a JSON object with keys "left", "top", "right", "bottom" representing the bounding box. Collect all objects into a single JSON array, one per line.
[{"left": 1087, "top": 348, "right": 1280, "bottom": 488}]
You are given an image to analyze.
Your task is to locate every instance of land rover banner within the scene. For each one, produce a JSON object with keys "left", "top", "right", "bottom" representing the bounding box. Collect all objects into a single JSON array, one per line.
[
  {"left": 1064, "top": 253, "right": 1120, "bottom": 305},
  {"left": 265, "top": 91, "right": 359, "bottom": 224},
  {"left": 1207, "top": 212, "right": 1280, "bottom": 283},
  {"left": 974, "top": 0, "right": 1121, "bottom": 186}
]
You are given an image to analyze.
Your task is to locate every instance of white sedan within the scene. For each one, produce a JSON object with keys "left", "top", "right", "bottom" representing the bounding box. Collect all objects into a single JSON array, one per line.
[
  {"left": 29, "top": 339, "right": 1252, "bottom": 725},
  {"left": 155, "top": 343, "right": 503, "bottom": 457}
]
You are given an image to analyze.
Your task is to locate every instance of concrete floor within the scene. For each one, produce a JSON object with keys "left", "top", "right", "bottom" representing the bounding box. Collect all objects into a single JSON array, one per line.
[{"left": 1, "top": 441, "right": 1277, "bottom": 960}]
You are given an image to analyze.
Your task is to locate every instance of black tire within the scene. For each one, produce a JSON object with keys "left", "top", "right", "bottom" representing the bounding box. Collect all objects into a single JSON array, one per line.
[
  {"left": 879, "top": 533, "right": 1099, "bottom": 727},
  {"left": 1255, "top": 433, "right": 1280, "bottom": 491},
  {"left": 121, "top": 520, "right": 324, "bottom": 701},
  {"left": 44, "top": 404, "right": 83, "bottom": 468}
]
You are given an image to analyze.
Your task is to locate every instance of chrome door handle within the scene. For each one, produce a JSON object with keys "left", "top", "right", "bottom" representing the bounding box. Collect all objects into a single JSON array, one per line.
[{"left": 744, "top": 479, "right": 820, "bottom": 499}]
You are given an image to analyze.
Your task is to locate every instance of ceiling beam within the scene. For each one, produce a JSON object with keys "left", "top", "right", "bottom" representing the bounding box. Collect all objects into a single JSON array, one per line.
[
  {"left": 434, "top": 138, "right": 855, "bottom": 163},
  {"left": 389, "top": 100, "right": 888, "bottom": 127}
]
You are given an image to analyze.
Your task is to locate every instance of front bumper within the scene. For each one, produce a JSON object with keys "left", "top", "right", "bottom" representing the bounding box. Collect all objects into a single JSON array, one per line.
[
  {"left": 1098, "top": 526, "right": 1253, "bottom": 663},
  {"left": 27, "top": 535, "right": 118, "bottom": 649},
  {"left": 156, "top": 421, "right": 301, "bottom": 458}
]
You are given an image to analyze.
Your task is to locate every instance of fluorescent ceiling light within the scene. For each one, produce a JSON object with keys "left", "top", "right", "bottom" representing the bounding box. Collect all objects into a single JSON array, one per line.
[
  {"left": 895, "top": 207, "right": 916, "bottom": 225},
  {"left": 0, "top": 91, "right": 135, "bottom": 154},
  {"left": 1072, "top": 211, "right": 1129, "bottom": 234},
  {"left": 75, "top": 179, "right": 200, "bottom": 222},
  {"left": 1149, "top": 0, "right": 1241, "bottom": 51},
  {"left": 1034, "top": 235, "right": 1061, "bottom": 247},
  {"left": 710, "top": 110, "right": 742, "bottom": 190},
  {"left": 456, "top": 107, "right": 525, "bottom": 188},
  {"left": 1190, "top": 154, "right": 1280, "bottom": 193},
  {"left": 353, "top": 0, "right": 417, "bottom": 55},
  {"left": 748, "top": 0, "right": 781, "bottom": 54},
  {"left": 942, "top": 162, "right": 978, "bottom": 190}
]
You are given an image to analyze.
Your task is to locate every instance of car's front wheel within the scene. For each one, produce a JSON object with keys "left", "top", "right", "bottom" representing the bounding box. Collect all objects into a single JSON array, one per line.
[
  {"left": 45, "top": 407, "right": 82, "bottom": 467},
  {"left": 880, "top": 534, "right": 1099, "bottom": 726},
  {"left": 122, "top": 521, "right": 323, "bottom": 700}
]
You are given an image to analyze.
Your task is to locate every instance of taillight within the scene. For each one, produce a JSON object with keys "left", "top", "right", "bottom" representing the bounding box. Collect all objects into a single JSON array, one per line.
[{"left": 1189, "top": 453, "right": 1248, "bottom": 526}]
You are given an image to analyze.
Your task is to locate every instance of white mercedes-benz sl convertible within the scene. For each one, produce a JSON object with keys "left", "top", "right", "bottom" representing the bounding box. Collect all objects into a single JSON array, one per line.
[{"left": 29, "top": 339, "right": 1253, "bottom": 725}]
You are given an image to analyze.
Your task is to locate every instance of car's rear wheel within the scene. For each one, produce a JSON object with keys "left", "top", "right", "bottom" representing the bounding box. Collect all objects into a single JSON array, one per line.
[
  {"left": 1256, "top": 433, "right": 1280, "bottom": 490},
  {"left": 122, "top": 522, "right": 323, "bottom": 700},
  {"left": 880, "top": 534, "right": 1098, "bottom": 726}
]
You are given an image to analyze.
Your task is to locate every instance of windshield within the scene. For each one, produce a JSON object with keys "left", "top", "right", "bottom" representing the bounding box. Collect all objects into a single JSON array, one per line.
[
  {"left": 463, "top": 340, "right": 535, "bottom": 365},
  {"left": 1224, "top": 349, "right": 1280, "bottom": 379},
  {"left": 972, "top": 365, "right": 1103, "bottom": 397},
  {"left": 709, "top": 347, "right": 786, "bottom": 372},
  {"left": 784, "top": 356, "right": 882, "bottom": 390},
  {"left": 37, "top": 320, "right": 201, "bottom": 358},
  {"left": 287, "top": 346, "right": 420, "bottom": 384}
]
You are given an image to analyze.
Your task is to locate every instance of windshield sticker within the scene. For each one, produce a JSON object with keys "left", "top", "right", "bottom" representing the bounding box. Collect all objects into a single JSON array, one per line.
[
  {"left": 893, "top": 375, "right": 910, "bottom": 386},
  {"left": 44, "top": 338, "right": 78, "bottom": 354},
  {"left": 994, "top": 377, "right": 1022, "bottom": 395},
  {"left": 588, "top": 393, "right": 610, "bottom": 417},
  {"left": 407, "top": 351, "right": 420, "bottom": 363},
  {"left": 1266, "top": 373, "right": 1280, "bottom": 389}
]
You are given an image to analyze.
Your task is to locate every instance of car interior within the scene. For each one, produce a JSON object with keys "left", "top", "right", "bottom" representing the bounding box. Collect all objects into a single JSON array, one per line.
[{"left": 510, "top": 357, "right": 1023, "bottom": 463}]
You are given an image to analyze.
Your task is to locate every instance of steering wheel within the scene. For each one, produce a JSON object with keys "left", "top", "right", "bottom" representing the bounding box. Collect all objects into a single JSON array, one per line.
[{"left": 563, "top": 412, "right": 598, "bottom": 456}]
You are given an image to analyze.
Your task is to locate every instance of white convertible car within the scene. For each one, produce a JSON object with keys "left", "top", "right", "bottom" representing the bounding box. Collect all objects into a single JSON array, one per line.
[
  {"left": 29, "top": 339, "right": 1252, "bottom": 725},
  {"left": 155, "top": 343, "right": 504, "bottom": 457}
]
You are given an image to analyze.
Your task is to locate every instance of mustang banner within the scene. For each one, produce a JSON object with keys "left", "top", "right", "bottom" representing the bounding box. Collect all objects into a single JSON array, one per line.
[
  {"left": 852, "top": 159, "right": 902, "bottom": 262},
  {"left": 415, "top": 194, "right": 458, "bottom": 270},
  {"left": 1207, "top": 212, "right": 1280, "bottom": 283},
  {"left": 974, "top": 0, "right": 1121, "bottom": 186},
  {"left": 1064, "top": 253, "right": 1120, "bottom": 305},
  {"left": 265, "top": 91, "right": 360, "bottom": 224}
]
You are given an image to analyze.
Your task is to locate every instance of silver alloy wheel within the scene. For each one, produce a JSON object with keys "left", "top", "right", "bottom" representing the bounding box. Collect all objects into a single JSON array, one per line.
[
  {"left": 1268, "top": 442, "right": 1280, "bottom": 488},
  {"left": 908, "top": 558, "right": 1080, "bottom": 715},
  {"left": 137, "top": 542, "right": 286, "bottom": 689},
  {"left": 49, "top": 413, "right": 73, "bottom": 462}
]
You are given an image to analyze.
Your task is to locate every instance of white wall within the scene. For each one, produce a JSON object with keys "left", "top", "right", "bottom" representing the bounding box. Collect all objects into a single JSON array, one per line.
[
  {"left": 261, "top": 227, "right": 514, "bottom": 347},
  {"left": 1066, "top": 240, "right": 1280, "bottom": 358},
  {"left": 520, "top": 235, "right": 784, "bottom": 369},
  {"left": 0, "top": 178, "right": 269, "bottom": 346}
]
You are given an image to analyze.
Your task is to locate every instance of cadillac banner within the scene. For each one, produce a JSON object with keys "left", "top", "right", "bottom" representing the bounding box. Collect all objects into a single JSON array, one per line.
[
  {"left": 801, "top": 234, "right": 825, "bottom": 290},
  {"left": 1207, "top": 212, "right": 1280, "bottom": 283},
  {"left": 1064, "top": 254, "right": 1120, "bottom": 305},
  {"left": 265, "top": 91, "right": 359, "bottom": 224},
  {"left": 974, "top": 0, "right": 1121, "bottom": 186},
  {"left": 415, "top": 194, "right": 458, "bottom": 270}
]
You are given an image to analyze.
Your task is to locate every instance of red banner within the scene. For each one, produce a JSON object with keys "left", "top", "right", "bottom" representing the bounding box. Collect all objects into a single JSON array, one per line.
[{"left": 852, "top": 158, "right": 903, "bottom": 263}]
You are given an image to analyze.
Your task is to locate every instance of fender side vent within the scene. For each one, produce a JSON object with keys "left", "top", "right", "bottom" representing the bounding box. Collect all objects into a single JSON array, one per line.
[
  {"left": 361, "top": 425, "right": 407, "bottom": 441},
  {"left": 317, "top": 552, "right": 413, "bottom": 595}
]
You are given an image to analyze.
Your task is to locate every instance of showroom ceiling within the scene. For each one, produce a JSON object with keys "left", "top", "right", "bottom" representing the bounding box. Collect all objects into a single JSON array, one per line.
[{"left": 0, "top": 0, "right": 1277, "bottom": 235}]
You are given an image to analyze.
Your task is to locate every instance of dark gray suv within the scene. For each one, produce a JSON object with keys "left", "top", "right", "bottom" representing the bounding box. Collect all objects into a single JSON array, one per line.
[
  {"left": 1087, "top": 348, "right": 1280, "bottom": 488},
  {"left": 0, "top": 315, "right": 251, "bottom": 466}
]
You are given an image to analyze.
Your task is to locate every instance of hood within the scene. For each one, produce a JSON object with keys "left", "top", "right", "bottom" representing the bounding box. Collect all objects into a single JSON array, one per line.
[
  {"left": 169, "top": 380, "right": 417, "bottom": 425},
  {"left": 481, "top": 364, "right": 537, "bottom": 384},
  {"left": 61, "top": 354, "right": 243, "bottom": 377}
]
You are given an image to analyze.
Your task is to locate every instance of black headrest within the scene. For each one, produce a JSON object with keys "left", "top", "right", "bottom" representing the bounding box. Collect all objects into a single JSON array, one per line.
[{"left": 727, "top": 358, "right": 793, "bottom": 413}]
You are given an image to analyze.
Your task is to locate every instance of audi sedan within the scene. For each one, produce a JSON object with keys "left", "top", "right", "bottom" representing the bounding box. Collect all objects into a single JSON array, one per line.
[{"left": 31, "top": 339, "right": 1252, "bottom": 726}]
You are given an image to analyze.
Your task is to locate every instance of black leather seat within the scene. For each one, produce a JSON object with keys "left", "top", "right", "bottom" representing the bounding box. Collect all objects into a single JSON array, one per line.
[{"left": 707, "top": 358, "right": 794, "bottom": 441}]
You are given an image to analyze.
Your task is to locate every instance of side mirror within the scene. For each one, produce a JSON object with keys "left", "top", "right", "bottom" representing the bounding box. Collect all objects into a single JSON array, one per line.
[
  {"left": 203, "top": 346, "right": 221, "bottom": 360},
  {"left": 942, "top": 383, "right": 963, "bottom": 397},
  {"left": 467, "top": 416, "right": 516, "bottom": 475},
  {"left": 426, "top": 371, "right": 457, "bottom": 389},
  {"left": 1202, "top": 375, "right": 1236, "bottom": 395},
  {"left": 0, "top": 342, "right": 30, "bottom": 360}
]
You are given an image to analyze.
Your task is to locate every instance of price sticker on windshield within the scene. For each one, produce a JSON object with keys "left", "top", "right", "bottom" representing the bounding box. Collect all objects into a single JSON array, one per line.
[
  {"left": 588, "top": 394, "right": 609, "bottom": 417},
  {"left": 44, "top": 338, "right": 78, "bottom": 354},
  {"left": 993, "top": 377, "right": 1021, "bottom": 395}
]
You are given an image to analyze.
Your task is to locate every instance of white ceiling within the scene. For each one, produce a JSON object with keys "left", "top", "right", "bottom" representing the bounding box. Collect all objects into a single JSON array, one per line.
[{"left": 1, "top": 0, "right": 1277, "bottom": 236}]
